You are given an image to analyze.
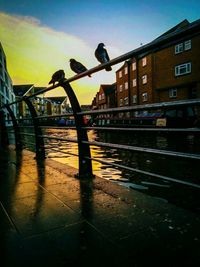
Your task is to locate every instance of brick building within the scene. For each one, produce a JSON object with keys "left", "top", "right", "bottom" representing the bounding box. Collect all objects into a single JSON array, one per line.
[{"left": 116, "top": 19, "right": 200, "bottom": 108}]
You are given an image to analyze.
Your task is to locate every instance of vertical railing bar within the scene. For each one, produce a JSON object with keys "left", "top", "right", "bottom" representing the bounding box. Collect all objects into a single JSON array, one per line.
[
  {"left": 23, "top": 97, "right": 45, "bottom": 159},
  {"left": 4, "top": 104, "right": 22, "bottom": 150},
  {"left": 0, "top": 110, "right": 9, "bottom": 148},
  {"left": 61, "top": 80, "right": 94, "bottom": 179}
]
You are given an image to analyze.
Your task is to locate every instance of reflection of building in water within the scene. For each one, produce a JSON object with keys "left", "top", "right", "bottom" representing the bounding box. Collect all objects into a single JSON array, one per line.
[{"left": 0, "top": 42, "right": 16, "bottom": 125}]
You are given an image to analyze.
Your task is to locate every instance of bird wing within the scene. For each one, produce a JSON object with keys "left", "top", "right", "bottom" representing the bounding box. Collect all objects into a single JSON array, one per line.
[
  {"left": 76, "top": 61, "right": 87, "bottom": 72},
  {"left": 95, "top": 48, "right": 104, "bottom": 63},
  {"left": 104, "top": 49, "right": 110, "bottom": 61}
]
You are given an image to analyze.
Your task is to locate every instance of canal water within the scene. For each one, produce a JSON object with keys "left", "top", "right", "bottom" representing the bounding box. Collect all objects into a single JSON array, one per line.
[{"left": 12, "top": 127, "right": 200, "bottom": 213}]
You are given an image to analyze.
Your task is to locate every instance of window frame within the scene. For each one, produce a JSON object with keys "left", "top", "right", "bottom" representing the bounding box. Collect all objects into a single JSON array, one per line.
[
  {"left": 169, "top": 88, "right": 177, "bottom": 98},
  {"left": 142, "top": 74, "right": 147, "bottom": 84},
  {"left": 132, "top": 78, "right": 136, "bottom": 87},
  {"left": 175, "top": 62, "right": 191, "bottom": 76},
  {"left": 142, "top": 57, "right": 147, "bottom": 67},
  {"left": 142, "top": 92, "right": 148, "bottom": 102}
]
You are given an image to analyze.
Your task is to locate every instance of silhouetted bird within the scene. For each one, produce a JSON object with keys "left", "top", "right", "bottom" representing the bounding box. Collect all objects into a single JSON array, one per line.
[
  {"left": 95, "top": 43, "right": 112, "bottom": 71},
  {"left": 49, "top": 70, "right": 65, "bottom": 86},
  {"left": 69, "top": 59, "right": 91, "bottom": 77}
]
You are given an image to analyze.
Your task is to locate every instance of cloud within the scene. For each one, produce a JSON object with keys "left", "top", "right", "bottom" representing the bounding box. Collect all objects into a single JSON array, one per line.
[{"left": 0, "top": 11, "right": 121, "bottom": 103}]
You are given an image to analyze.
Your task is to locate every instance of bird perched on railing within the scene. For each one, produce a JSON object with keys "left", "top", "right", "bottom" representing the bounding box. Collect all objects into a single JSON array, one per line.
[
  {"left": 95, "top": 43, "right": 112, "bottom": 71},
  {"left": 69, "top": 59, "right": 91, "bottom": 77},
  {"left": 48, "top": 70, "right": 65, "bottom": 86}
]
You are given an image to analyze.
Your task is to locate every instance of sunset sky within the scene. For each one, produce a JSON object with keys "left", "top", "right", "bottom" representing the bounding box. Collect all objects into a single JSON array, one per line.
[{"left": 0, "top": 0, "right": 200, "bottom": 104}]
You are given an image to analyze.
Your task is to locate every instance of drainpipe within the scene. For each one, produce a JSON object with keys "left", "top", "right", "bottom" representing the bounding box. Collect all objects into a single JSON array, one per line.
[{"left": 135, "top": 56, "right": 140, "bottom": 105}]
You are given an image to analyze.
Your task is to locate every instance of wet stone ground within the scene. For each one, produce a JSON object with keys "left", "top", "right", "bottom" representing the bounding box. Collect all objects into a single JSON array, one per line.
[{"left": 0, "top": 146, "right": 200, "bottom": 267}]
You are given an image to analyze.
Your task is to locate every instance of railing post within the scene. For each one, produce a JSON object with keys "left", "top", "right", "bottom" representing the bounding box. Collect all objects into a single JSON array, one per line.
[
  {"left": 0, "top": 110, "right": 9, "bottom": 148},
  {"left": 23, "top": 97, "right": 45, "bottom": 159},
  {"left": 5, "top": 104, "right": 22, "bottom": 150},
  {"left": 61, "top": 80, "right": 94, "bottom": 179}
]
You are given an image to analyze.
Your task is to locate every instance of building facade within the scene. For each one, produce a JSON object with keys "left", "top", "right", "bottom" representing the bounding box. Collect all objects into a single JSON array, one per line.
[
  {"left": 0, "top": 42, "right": 16, "bottom": 124},
  {"left": 115, "top": 19, "right": 200, "bottom": 109}
]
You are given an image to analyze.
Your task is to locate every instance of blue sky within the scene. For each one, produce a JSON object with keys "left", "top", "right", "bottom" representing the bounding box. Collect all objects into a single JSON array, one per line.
[
  {"left": 1, "top": 0, "right": 200, "bottom": 51},
  {"left": 0, "top": 0, "right": 200, "bottom": 103}
]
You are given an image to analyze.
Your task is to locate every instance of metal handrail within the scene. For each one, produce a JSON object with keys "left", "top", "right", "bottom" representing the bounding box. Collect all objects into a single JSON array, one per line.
[
  {"left": 84, "top": 156, "right": 200, "bottom": 189},
  {"left": 84, "top": 126, "right": 200, "bottom": 133},
  {"left": 82, "top": 140, "right": 200, "bottom": 160}
]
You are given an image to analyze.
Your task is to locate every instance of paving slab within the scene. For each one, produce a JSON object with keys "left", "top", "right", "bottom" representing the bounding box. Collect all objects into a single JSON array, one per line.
[{"left": 0, "top": 146, "right": 200, "bottom": 267}]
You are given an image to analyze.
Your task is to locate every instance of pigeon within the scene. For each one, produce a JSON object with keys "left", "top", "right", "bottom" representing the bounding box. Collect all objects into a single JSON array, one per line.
[
  {"left": 69, "top": 59, "right": 91, "bottom": 77},
  {"left": 95, "top": 43, "right": 112, "bottom": 71},
  {"left": 49, "top": 70, "right": 65, "bottom": 86}
]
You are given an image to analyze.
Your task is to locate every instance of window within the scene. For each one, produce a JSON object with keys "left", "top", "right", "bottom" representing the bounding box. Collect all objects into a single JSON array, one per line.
[
  {"left": 124, "top": 67, "right": 128, "bottom": 75},
  {"left": 125, "top": 82, "right": 128, "bottom": 90},
  {"left": 124, "top": 97, "right": 129, "bottom": 105},
  {"left": 119, "top": 71, "right": 122, "bottom": 78},
  {"left": 132, "top": 62, "right": 136, "bottom": 71},
  {"left": 102, "top": 93, "right": 105, "bottom": 100},
  {"left": 132, "top": 95, "right": 137, "bottom": 104},
  {"left": 142, "top": 92, "right": 148, "bottom": 102},
  {"left": 142, "top": 57, "right": 147, "bottom": 66},
  {"left": 184, "top": 40, "right": 191, "bottom": 50},
  {"left": 142, "top": 74, "right": 147, "bottom": 84},
  {"left": 169, "top": 88, "right": 177, "bottom": 98},
  {"left": 175, "top": 40, "right": 191, "bottom": 54},
  {"left": 119, "top": 84, "right": 123, "bottom": 92},
  {"left": 175, "top": 43, "right": 183, "bottom": 54},
  {"left": 99, "top": 94, "right": 101, "bottom": 101},
  {"left": 175, "top": 62, "right": 191, "bottom": 76},
  {"left": 119, "top": 98, "right": 123, "bottom": 106},
  {"left": 132, "top": 79, "right": 136, "bottom": 87}
]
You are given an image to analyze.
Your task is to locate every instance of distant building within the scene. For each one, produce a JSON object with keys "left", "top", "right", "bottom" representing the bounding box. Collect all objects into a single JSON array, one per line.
[
  {"left": 92, "top": 83, "right": 116, "bottom": 110},
  {"left": 45, "top": 96, "right": 68, "bottom": 115},
  {"left": 0, "top": 42, "right": 16, "bottom": 124},
  {"left": 13, "top": 85, "right": 46, "bottom": 118},
  {"left": 13, "top": 85, "right": 69, "bottom": 119}
]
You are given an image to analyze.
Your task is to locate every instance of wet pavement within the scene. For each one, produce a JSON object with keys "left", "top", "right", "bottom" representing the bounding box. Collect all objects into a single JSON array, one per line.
[{"left": 0, "top": 146, "right": 200, "bottom": 267}]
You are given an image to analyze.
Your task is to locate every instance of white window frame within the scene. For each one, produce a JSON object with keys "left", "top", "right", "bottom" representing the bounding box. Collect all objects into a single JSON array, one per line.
[
  {"left": 119, "top": 98, "right": 123, "bottom": 106},
  {"left": 175, "top": 40, "right": 191, "bottom": 54},
  {"left": 175, "top": 43, "right": 183, "bottom": 54},
  {"left": 119, "top": 71, "right": 122, "bottom": 78},
  {"left": 184, "top": 40, "right": 191, "bottom": 51},
  {"left": 132, "top": 95, "right": 137, "bottom": 104},
  {"left": 102, "top": 93, "right": 105, "bottom": 100},
  {"left": 142, "top": 92, "right": 148, "bottom": 102},
  {"left": 125, "top": 82, "right": 128, "bottom": 90},
  {"left": 124, "top": 67, "right": 128, "bottom": 75},
  {"left": 169, "top": 88, "right": 177, "bottom": 98},
  {"left": 132, "top": 79, "right": 136, "bottom": 87},
  {"left": 142, "top": 57, "right": 147, "bottom": 66},
  {"left": 124, "top": 97, "right": 129, "bottom": 105},
  {"left": 142, "top": 74, "right": 147, "bottom": 84},
  {"left": 175, "top": 62, "right": 191, "bottom": 76},
  {"left": 132, "top": 62, "right": 136, "bottom": 71},
  {"left": 119, "top": 84, "right": 123, "bottom": 92}
]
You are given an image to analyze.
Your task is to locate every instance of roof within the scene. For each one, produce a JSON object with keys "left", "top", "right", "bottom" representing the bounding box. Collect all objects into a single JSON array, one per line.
[
  {"left": 115, "top": 18, "right": 200, "bottom": 73},
  {"left": 99, "top": 83, "right": 116, "bottom": 95},
  {"left": 152, "top": 18, "right": 200, "bottom": 44},
  {"left": 33, "top": 87, "right": 46, "bottom": 95},
  {"left": 46, "top": 96, "right": 67, "bottom": 104},
  {"left": 155, "top": 19, "right": 190, "bottom": 40},
  {"left": 13, "top": 84, "right": 34, "bottom": 96},
  {"left": 116, "top": 61, "right": 130, "bottom": 72}
]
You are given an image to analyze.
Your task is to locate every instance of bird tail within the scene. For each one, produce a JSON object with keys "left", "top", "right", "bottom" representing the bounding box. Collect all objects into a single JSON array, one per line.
[
  {"left": 88, "top": 74, "right": 92, "bottom": 77},
  {"left": 49, "top": 79, "right": 53, "bottom": 84},
  {"left": 105, "top": 66, "right": 112, "bottom": 71}
]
